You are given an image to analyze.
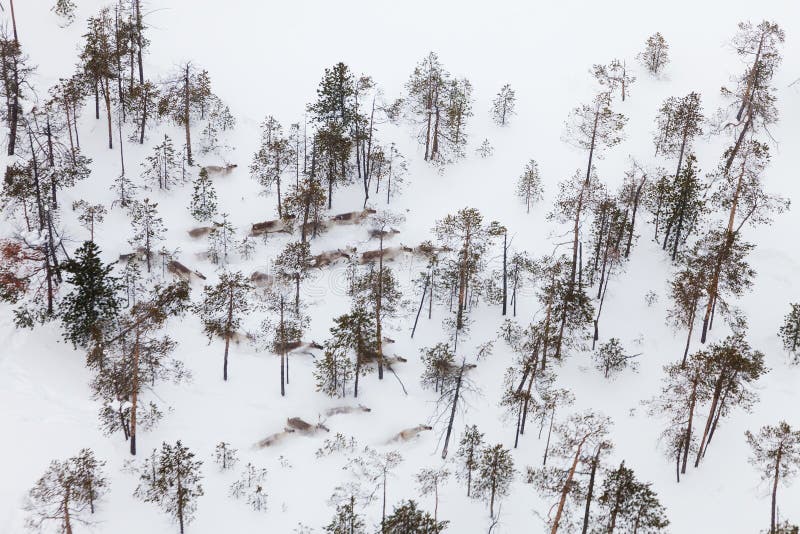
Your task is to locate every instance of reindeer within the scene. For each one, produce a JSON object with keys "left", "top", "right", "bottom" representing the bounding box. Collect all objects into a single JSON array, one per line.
[
  {"left": 227, "top": 331, "right": 256, "bottom": 345},
  {"left": 188, "top": 226, "right": 215, "bottom": 239},
  {"left": 359, "top": 246, "right": 406, "bottom": 264},
  {"left": 273, "top": 340, "right": 323, "bottom": 355},
  {"left": 401, "top": 242, "right": 452, "bottom": 258},
  {"left": 250, "top": 271, "right": 274, "bottom": 287},
  {"left": 167, "top": 260, "right": 206, "bottom": 282},
  {"left": 312, "top": 247, "right": 355, "bottom": 268},
  {"left": 369, "top": 227, "right": 400, "bottom": 240},
  {"left": 250, "top": 216, "right": 294, "bottom": 237},
  {"left": 388, "top": 425, "right": 433, "bottom": 443},
  {"left": 255, "top": 417, "right": 329, "bottom": 448},
  {"left": 202, "top": 163, "right": 238, "bottom": 175},
  {"left": 331, "top": 209, "right": 376, "bottom": 225},
  {"left": 300, "top": 219, "right": 332, "bottom": 236},
  {"left": 324, "top": 404, "right": 372, "bottom": 417}
]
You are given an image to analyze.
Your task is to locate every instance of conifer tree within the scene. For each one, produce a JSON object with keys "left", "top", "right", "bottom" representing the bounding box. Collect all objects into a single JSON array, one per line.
[
  {"left": 324, "top": 495, "right": 366, "bottom": 534},
  {"left": 188, "top": 168, "right": 217, "bottom": 222},
  {"left": 473, "top": 444, "right": 514, "bottom": 518},
  {"left": 637, "top": 32, "right": 670, "bottom": 75},
  {"left": 516, "top": 159, "right": 543, "bottom": 214},
  {"left": 594, "top": 461, "right": 669, "bottom": 532},
  {"left": 593, "top": 338, "right": 639, "bottom": 379},
  {"left": 250, "top": 115, "right": 292, "bottom": 217},
  {"left": 128, "top": 198, "right": 165, "bottom": 273},
  {"left": 779, "top": 304, "right": 800, "bottom": 362},
  {"left": 261, "top": 283, "right": 308, "bottom": 396},
  {"left": 416, "top": 467, "right": 450, "bottom": 526},
  {"left": 322, "top": 309, "right": 375, "bottom": 398},
  {"left": 80, "top": 7, "right": 120, "bottom": 149},
  {"left": 159, "top": 63, "right": 214, "bottom": 166},
  {"left": 420, "top": 343, "right": 457, "bottom": 393},
  {"left": 274, "top": 241, "right": 314, "bottom": 313},
  {"left": 492, "top": 84, "right": 516, "bottom": 126},
  {"left": 142, "top": 134, "right": 179, "bottom": 190},
  {"left": 745, "top": 422, "right": 800, "bottom": 534},
  {"left": 206, "top": 213, "right": 235, "bottom": 267},
  {"left": 657, "top": 153, "right": 706, "bottom": 260},
  {"left": 405, "top": 52, "right": 449, "bottom": 162},
  {"left": 197, "top": 271, "right": 254, "bottom": 381},
  {"left": 71, "top": 200, "right": 107, "bottom": 241},
  {"left": 282, "top": 174, "right": 327, "bottom": 242},
  {"left": 383, "top": 500, "right": 448, "bottom": 533},
  {"left": 214, "top": 442, "right": 239, "bottom": 471},
  {"left": 0, "top": 29, "right": 35, "bottom": 155},
  {"left": 25, "top": 449, "right": 108, "bottom": 533},
  {"left": 135, "top": 440, "right": 204, "bottom": 534},
  {"left": 455, "top": 425, "right": 484, "bottom": 497},
  {"left": 60, "top": 240, "right": 121, "bottom": 349},
  {"left": 592, "top": 59, "right": 635, "bottom": 101}
]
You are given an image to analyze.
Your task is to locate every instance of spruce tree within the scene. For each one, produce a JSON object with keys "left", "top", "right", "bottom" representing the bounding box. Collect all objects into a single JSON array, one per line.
[
  {"left": 250, "top": 115, "right": 291, "bottom": 217},
  {"left": 594, "top": 461, "right": 669, "bottom": 532},
  {"left": 60, "top": 240, "right": 120, "bottom": 349},
  {"left": 128, "top": 198, "right": 165, "bottom": 273},
  {"left": 188, "top": 168, "right": 217, "bottom": 222},
  {"left": 455, "top": 425, "right": 484, "bottom": 497}
]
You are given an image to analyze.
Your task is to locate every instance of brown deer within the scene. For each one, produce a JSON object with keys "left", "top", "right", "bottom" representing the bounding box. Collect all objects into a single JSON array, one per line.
[
  {"left": 250, "top": 215, "right": 294, "bottom": 237},
  {"left": 188, "top": 226, "right": 215, "bottom": 239},
  {"left": 359, "top": 246, "right": 406, "bottom": 264},
  {"left": 312, "top": 247, "right": 355, "bottom": 268},
  {"left": 249, "top": 271, "right": 274, "bottom": 287},
  {"left": 388, "top": 425, "right": 433, "bottom": 443},
  {"left": 273, "top": 340, "right": 324, "bottom": 355},
  {"left": 331, "top": 209, "right": 376, "bottom": 225},
  {"left": 369, "top": 227, "right": 400, "bottom": 240},
  {"left": 167, "top": 260, "right": 206, "bottom": 282},
  {"left": 255, "top": 417, "right": 329, "bottom": 448},
  {"left": 202, "top": 163, "right": 238, "bottom": 175}
]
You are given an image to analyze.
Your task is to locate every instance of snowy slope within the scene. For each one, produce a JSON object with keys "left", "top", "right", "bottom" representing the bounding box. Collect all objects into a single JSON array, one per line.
[{"left": 2, "top": 0, "right": 800, "bottom": 533}]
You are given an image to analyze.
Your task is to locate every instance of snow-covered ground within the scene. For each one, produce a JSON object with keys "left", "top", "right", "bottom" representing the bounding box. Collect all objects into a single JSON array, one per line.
[{"left": 2, "top": 0, "right": 800, "bottom": 532}]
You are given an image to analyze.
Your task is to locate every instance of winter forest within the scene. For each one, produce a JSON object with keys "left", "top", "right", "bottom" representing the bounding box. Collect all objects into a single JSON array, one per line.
[{"left": 1, "top": 0, "right": 800, "bottom": 533}]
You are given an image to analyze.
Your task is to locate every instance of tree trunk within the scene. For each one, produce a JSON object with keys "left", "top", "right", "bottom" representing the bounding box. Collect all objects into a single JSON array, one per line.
[
  {"left": 771, "top": 448, "right": 782, "bottom": 534},
  {"left": 551, "top": 435, "right": 589, "bottom": 534},
  {"left": 581, "top": 446, "right": 602, "bottom": 534},
  {"left": 183, "top": 64, "right": 193, "bottom": 166},
  {"left": 440, "top": 363, "right": 464, "bottom": 459},
  {"left": 129, "top": 326, "right": 141, "bottom": 455}
]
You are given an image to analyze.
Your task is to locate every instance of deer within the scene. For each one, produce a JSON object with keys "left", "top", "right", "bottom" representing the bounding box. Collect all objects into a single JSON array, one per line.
[
  {"left": 359, "top": 246, "right": 406, "bottom": 264},
  {"left": 388, "top": 425, "right": 433, "bottom": 443},
  {"left": 249, "top": 271, "right": 274, "bottom": 287},
  {"left": 324, "top": 404, "right": 372, "bottom": 417},
  {"left": 255, "top": 417, "right": 329, "bottom": 448},
  {"left": 250, "top": 215, "right": 294, "bottom": 237},
  {"left": 167, "top": 260, "right": 206, "bottom": 282},
  {"left": 331, "top": 209, "right": 376, "bottom": 225},
  {"left": 188, "top": 226, "right": 215, "bottom": 239},
  {"left": 273, "top": 340, "right": 323, "bottom": 355},
  {"left": 369, "top": 227, "right": 400, "bottom": 240},
  {"left": 312, "top": 247, "right": 355, "bottom": 268},
  {"left": 201, "top": 163, "right": 238, "bottom": 175}
]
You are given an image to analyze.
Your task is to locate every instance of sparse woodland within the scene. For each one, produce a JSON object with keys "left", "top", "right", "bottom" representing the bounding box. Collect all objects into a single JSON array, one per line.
[{"left": 2, "top": 1, "right": 800, "bottom": 533}]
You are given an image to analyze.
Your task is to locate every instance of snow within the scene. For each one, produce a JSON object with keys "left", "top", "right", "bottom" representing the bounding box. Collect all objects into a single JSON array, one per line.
[{"left": 2, "top": 0, "right": 800, "bottom": 532}]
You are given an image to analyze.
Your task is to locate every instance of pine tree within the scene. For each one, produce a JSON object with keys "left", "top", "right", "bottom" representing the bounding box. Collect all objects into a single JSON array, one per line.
[
  {"left": 416, "top": 467, "right": 450, "bottom": 525},
  {"left": 637, "top": 32, "right": 670, "bottom": 75},
  {"left": 657, "top": 154, "right": 706, "bottom": 260},
  {"left": 250, "top": 115, "right": 292, "bottom": 217},
  {"left": 188, "top": 168, "right": 217, "bottom": 222},
  {"left": 25, "top": 449, "right": 108, "bottom": 533},
  {"left": 199, "top": 95, "right": 235, "bottom": 154},
  {"left": 60, "top": 241, "right": 121, "bottom": 349},
  {"left": 80, "top": 7, "right": 120, "bottom": 149},
  {"left": 594, "top": 461, "right": 669, "bottom": 532},
  {"left": 197, "top": 271, "right": 254, "bottom": 381},
  {"left": 321, "top": 309, "right": 375, "bottom": 397},
  {"left": 282, "top": 175, "right": 327, "bottom": 242},
  {"left": 592, "top": 59, "right": 635, "bottom": 101},
  {"left": 473, "top": 444, "right": 514, "bottom": 518},
  {"left": 516, "top": 159, "right": 543, "bottom": 214},
  {"left": 324, "top": 495, "right": 366, "bottom": 534},
  {"left": 274, "top": 241, "right": 314, "bottom": 313},
  {"left": 455, "top": 425, "right": 484, "bottom": 497},
  {"left": 229, "top": 462, "right": 268, "bottom": 511},
  {"left": 746, "top": 422, "right": 800, "bottom": 534},
  {"left": 135, "top": 440, "right": 204, "bottom": 534},
  {"left": 142, "top": 134, "right": 179, "bottom": 190},
  {"left": 214, "top": 442, "right": 239, "bottom": 471},
  {"left": 444, "top": 77, "right": 473, "bottom": 160},
  {"left": 779, "top": 304, "right": 800, "bottom": 362},
  {"left": 71, "top": 200, "right": 107, "bottom": 241},
  {"left": 206, "top": 213, "right": 235, "bottom": 267},
  {"left": 126, "top": 80, "right": 160, "bottom": 144},
  {"left": 261, "top": 283, "right": 309, "bottom": 396},
  {"left": 405, "top": 52, "right": 449, "bottom": 162},
  {"left": 128, "top": 198, "right": 165, "bottom": 273},
  {"left": 593, "top": 338, "right": 639, "bottom": 379},
  {"left": 420, "top": 343, "right": 457, "bottom": 393},
  {"left": 383, "top": 500, "right": 448, "bottom": 533},
  {"left": 158, "top": 63, "right": 215, "bottom": 166},
  {"left": 492, "top": 84, "right": 516, "bottom": 125},
  {"left": 475, "top": 138, "right": 493, "bottom": 158}
]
